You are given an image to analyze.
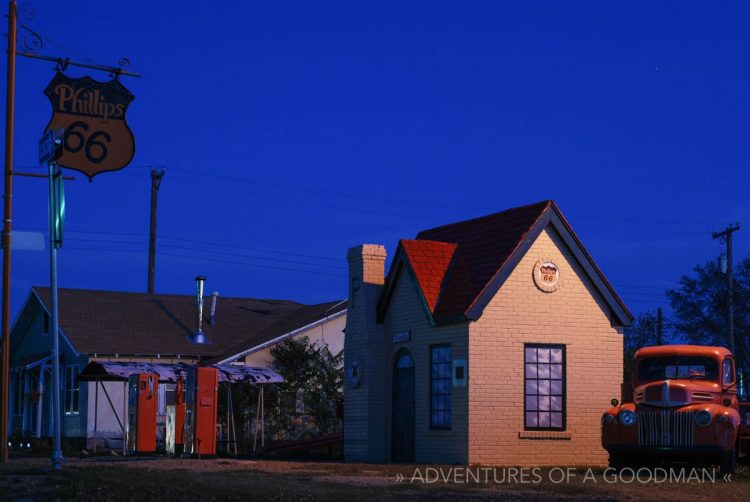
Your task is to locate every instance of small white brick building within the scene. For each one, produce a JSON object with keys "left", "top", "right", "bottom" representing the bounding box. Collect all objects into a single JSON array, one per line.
[{"left": 344, "top": 200, "right": 632, "bottom": 465}]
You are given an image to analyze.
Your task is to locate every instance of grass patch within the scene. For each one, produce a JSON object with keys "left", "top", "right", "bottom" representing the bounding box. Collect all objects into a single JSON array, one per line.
[{"left": 1, "top": 457, "right": 749, "bottom": 501}]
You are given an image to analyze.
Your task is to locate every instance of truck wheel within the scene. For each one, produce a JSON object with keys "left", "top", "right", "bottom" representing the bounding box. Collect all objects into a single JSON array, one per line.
[{"left": 719, "top": 449, "right": 735, "bottom": 476}]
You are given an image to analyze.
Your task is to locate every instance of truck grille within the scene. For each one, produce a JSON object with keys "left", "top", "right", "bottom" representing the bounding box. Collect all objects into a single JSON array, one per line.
[{"left": 637, "top": 410, "right": 694, "bottom": 447}]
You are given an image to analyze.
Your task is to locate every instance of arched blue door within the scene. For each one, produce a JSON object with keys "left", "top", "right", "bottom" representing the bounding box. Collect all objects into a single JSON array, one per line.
[{"left": 391, "top": 351, "right": 415, "bottom": 462}]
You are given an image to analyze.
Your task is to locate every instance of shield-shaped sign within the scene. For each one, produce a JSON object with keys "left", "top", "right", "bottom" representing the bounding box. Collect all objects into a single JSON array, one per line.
[{"left": 43, "top": 71, "right": 135, "bottom": 180}]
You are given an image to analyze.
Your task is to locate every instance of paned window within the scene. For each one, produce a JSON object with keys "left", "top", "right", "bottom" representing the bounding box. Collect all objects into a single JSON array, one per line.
[
  {"left": 430, "top": 344, "right": 451, "bottom": 429},
  {"left": 524, "top": 345, "right": 565, "bottom": 430}
]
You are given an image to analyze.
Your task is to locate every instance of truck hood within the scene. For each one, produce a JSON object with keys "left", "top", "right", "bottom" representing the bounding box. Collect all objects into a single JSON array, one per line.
[{"left": 634, "top": 380, "right": 721, "bottom": 407}]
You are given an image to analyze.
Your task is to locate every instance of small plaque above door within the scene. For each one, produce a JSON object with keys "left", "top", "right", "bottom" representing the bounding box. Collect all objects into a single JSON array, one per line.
[{"left": 392, "top": 331, "right": 411, "bottom": 343}]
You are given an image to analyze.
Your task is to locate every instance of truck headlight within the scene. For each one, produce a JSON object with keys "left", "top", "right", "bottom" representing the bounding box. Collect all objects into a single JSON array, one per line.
[
  {"left": 602, "top": 414, "right": 615, "bottom": 426},
  {"left": 619, "top": 410, "right": 636, "bottom": 426},
  {"left": 695, "top": 410, "right": 712, "bottom": 427}
]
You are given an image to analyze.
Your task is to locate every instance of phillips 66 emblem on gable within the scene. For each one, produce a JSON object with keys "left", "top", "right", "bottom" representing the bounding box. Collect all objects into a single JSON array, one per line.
[
  {"left": 43, "top": 71, "right": 135, "bottom": 179},
  {"left": 533, "top": 259, "right": 560, "bottom": 293}
]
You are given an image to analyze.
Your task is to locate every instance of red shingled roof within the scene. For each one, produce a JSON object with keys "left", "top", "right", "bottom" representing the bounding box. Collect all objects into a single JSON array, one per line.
[
  {"left": 417, "top": 200, "right": 551, "bottom": 319},
  {"left": 400, "top": 239, "right": 457, "bottom": 312},
  {"left": 380, "top": 200, "right": 632, "bottom": 327}
]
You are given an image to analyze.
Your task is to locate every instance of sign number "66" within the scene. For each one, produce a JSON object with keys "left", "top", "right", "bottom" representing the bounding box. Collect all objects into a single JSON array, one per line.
[{"left": 63, "top": 121, "right": 112, "bottom": 164}]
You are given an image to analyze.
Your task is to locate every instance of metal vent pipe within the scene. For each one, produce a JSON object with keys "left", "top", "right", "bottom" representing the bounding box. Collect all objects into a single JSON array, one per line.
[
  {"left": 209, "top": 291, "right": 219, "bottom": 326},
  {"left": 187, "top": 276, "right": 210, "bottom": 344}
]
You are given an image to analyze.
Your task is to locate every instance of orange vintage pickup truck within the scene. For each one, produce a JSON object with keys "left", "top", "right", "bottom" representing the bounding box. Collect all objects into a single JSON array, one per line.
[{"left": 601, "top": 345, "right": 749, "bottom": 475}]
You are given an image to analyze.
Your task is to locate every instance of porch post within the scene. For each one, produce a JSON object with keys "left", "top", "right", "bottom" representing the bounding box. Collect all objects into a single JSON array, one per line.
[
  {"left": 260, "top": 385, "right": 265, "bottom": 448},
  {"left": 122, "top": 382, "right": 127, "bottom": 455},
  {"left": 92, "top": 379, "right": 98, "bottom": 453},
  {"left": 253, "top": 386, "right": 260, "bottom": 452},
  {"left": 35, "top": 366, "right": 43, "bottom": 438},
  {"left": 47, "top": 367, "right": 53, "bottom": 437},
  {"left": 227, "top": 383, "right": 237, "bottom": 455},
  {"left": 22, "top": 370, "right": 28, "bottom": 435}
]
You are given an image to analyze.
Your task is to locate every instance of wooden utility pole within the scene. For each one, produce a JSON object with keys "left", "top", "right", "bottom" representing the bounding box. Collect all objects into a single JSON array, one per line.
[
  {"left": 656, "top": 307, "right": 663, "bottom": 346},
  {"left": 147, "top": 167, "right": 165, "bottom": 294},
  {"left": 1, "top": 0, "right": 17, "bottom": 465},
  {"left": 712, "top": 224, "right": 740, "bottom": 354}
]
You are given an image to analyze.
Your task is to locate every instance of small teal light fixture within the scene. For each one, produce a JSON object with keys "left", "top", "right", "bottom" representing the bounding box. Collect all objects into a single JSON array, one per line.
[{"left": 187, "top": 276, "right": 211, "bottom": 345}]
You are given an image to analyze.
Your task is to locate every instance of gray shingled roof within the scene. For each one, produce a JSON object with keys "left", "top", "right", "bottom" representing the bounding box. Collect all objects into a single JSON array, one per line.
[
  {"left": 31, "top": 287, "right": 345, "bottom": 359},
  {"left": 208, "top": 299, "right": 347, "bottom": 363}
]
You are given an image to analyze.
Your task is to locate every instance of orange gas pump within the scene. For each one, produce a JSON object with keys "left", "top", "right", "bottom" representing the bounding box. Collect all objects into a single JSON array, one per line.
[
  {"left": 184, "top": 367, "right": 218, "bottom": 457},
  {"left": 127, "top": 373, "right": 158, "bottom": 454}
]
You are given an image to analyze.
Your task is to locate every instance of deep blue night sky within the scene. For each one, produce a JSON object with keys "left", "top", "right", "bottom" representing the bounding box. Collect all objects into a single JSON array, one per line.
[{"left": 2, "top": 1, "right": 748, "bottom": 322}]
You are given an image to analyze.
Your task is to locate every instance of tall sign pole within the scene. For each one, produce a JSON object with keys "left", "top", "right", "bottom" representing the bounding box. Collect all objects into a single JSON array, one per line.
[
  {"left": 48, "top": 157, "right": 63, "bottom": 469},
  {"left": 39, "top": 129, "right": 64, "bottom": 470},
  {"left": 39, "top": 130, "right": 65, "bottom": 470},
  {"left": 38, "top": 53, "right": 137, "bottom": 471},
  {"left": 39, "top": 131, "right": 65, "bottom": 469},
  {"left": 1, "top": 0, "right": 17, "bottom": 465}
]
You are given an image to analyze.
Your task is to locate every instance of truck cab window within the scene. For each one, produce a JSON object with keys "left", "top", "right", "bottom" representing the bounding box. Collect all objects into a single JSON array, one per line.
[{"left": 722, "top": 358, "right": 734, "bottom": 386}]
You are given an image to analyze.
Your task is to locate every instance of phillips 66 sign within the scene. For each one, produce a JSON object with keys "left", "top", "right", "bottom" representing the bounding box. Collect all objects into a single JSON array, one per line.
[{"left": 43, "top": 71, "right": 135, "bottom": 179}]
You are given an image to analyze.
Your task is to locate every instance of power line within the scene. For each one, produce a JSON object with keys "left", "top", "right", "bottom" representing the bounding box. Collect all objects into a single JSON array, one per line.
[
  {"left": 62, "top": 246, "right": 347, "bottom": 278},
  {"left": 167, "top": 173, "right": 730, "bottom": 232},
  {"left": 168, "top": 176, "right": 453, "bottom": 223},
  {"left": 159, "top": 251, "right": 346, "bottom": 277},
  {"left": 172, "top": 168, "right": 485, "bottom": 213},
  {"left": 64, "top": 237, "right": 346, "bottom": 270},
  {"left": 34, "top": 162, "right": 737, "bottom": 231},
  {"left": 20, "top": 228, "right": 345, "bottom": 264},
  {"left": 615, "top": 284, "right": 677, "bottom": 290},
  {"left": 162, "top": 167, "right": 725, "bottom": 227},
  {"left": 22, "top": 232, "right": 710, "bottom": 296},
  {"left": 159, "top": 234, "right": 343, "bottom": 263}
]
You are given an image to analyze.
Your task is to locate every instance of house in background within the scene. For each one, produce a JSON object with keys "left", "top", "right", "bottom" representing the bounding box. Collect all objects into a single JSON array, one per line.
[
  {"left": 211, "top": 300, "right": 346, "bottom": 366},
  {"left": 9, "top": 287, "right": 345, "bottom": 447},
  {"left": 344, "top": 200, "right": 632, "bottom": 465}
]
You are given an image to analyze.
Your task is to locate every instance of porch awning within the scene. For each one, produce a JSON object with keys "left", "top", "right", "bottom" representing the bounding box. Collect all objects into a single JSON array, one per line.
[
  {"left": 11, "top": 353, "right": 52, "bottom": 370},
  {"left": 215, "top": 364, "right": 283, "bottom": 384},
  {"left": 79, "top": 361, "right": 283, "bottom": 384}
]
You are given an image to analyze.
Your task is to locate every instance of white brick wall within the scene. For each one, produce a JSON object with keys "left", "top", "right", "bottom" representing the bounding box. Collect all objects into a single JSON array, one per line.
[
  {"left": 344, "top": 225, "right": 624, "bottom": 467},
  {"left": 468, "top": 227, "right": 623, "bottom": 466},
  {"left": 383, "top": 267, "right": 469, "bottom": 464}
]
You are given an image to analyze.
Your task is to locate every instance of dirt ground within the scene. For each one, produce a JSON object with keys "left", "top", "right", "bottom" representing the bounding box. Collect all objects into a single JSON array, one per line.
[{"left": 0, "top": 455, "right": 748, "bottom": 501}]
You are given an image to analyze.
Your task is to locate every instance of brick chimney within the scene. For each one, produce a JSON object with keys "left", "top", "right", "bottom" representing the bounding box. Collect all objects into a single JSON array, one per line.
[{"left": 344, "top": 244, "right": 388, "bottom": 462}]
